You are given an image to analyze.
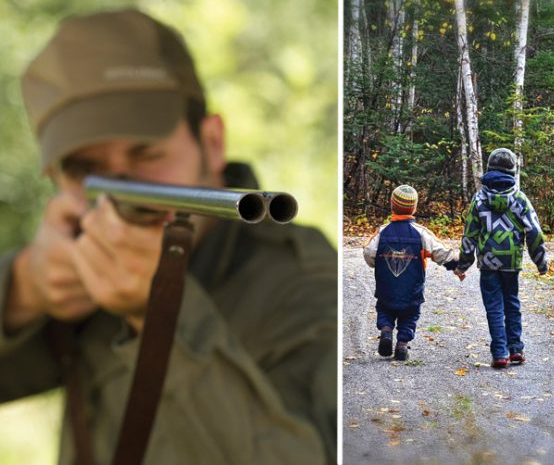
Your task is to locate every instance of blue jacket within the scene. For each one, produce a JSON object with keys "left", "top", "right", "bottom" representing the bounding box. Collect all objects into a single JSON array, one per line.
[
  {"left": 364, "top": 216, "right": 459, "bottom": 310},
  {"left": 458, "top": 171, "right": 548, "bottom": 273}
]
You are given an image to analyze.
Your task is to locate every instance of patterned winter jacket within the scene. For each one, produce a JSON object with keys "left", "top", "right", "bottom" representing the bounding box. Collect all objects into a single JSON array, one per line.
[
  {"left": 457, "top": 170, "right": 548, "bottom": 273},
  {"left": 363, "top": 215, "right": 459, "bottom": 310}
]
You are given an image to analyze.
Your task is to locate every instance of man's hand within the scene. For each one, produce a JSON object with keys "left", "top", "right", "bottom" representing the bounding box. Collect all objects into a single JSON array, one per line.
[
  {"left": 71, "top": 195, "right": 167, "bottom": 333},
  {"left": 5, "top": 193, "right": 96, "bottom": 333},
  {"left": 453, "top": 268, "right": 466, "bottom": 282}
]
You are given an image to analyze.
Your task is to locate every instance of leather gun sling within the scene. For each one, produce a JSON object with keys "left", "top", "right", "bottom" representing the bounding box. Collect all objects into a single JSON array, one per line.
[
  {"left": 111, "top": 217, "right": 194, "bottom": 465},
  {"left": 49, "top": 217, "right": 193, "bottom": 465}
]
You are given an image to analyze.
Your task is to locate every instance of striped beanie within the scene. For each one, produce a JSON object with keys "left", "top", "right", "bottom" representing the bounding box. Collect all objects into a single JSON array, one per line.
[{"left": 391, "top": 185, "right": 418, "bottom": 215}]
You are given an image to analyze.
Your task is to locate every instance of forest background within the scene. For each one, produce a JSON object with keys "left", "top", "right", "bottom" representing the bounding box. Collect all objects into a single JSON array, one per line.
[
  {"left": 0, "top": 0, "right": 337, "bottom": 463},
  {"left": 344, "top": 0, "right": 554, "bottom": 239}
]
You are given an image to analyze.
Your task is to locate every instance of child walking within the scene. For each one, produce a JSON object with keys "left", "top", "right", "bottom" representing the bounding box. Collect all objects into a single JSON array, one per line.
[
  {"left": 363, "top": 185, "right": 461, "bottom": 361},
  {"left": 455, "top": 148, "right": 549, "bottom": 368}
]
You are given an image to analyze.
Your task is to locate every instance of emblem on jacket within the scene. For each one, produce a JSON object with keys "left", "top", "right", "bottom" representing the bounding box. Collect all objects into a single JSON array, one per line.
[{"left": 380, "top": 248, "right": 418, "bottom": 277}]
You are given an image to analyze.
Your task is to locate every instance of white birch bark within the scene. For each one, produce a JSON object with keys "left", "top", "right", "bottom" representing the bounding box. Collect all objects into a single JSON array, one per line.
[
  {"left": 389, "top": 0, "right": 405, "bottom": 132},
  {"left": 347, "top": 0, "right": 361, "bottom": 69},
  {"left": 405, "top": 16, "right": 419, "bottom": 136},
  {"left": 513, "top": 0, "right": 530, "bottom": 187},
  {"left": 454, "top": 0, "right": 483, "bottom": 191},
  {"left": 456, "top": 65, "right": 469, "bottom": 203},
  {"left": 359, "top": 0, "right": 372, "bottom": 83}
]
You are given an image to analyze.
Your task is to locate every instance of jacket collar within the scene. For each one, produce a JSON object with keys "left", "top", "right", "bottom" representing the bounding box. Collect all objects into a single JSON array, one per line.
[{"left": 391, "top": 214, "right": 415, "bottom": 222}]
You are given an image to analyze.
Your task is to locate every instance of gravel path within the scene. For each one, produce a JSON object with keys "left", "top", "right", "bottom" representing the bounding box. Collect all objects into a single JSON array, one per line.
[{"left": 343, "top": 238, "right": 554, "bottom": 465}]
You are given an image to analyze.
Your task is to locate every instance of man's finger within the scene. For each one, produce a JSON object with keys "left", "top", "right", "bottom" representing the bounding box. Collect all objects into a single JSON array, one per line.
[
  {"left": 81, "top": 195, "right": 164, "bottom": 254},
  {"left": 44, "top": 192, "right": 88, "bottom": 236},
  {"left": 73, "top": 233, "right": 115, "bottom": 280}
]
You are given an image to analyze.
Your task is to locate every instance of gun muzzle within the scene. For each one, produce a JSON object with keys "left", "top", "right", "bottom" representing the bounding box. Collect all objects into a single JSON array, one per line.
[
  {"left": 85, "top": 176, "right": 267, "bottom": 224},
  {"left": 263, "top": 192, "right": 298, "bottom": 224}
]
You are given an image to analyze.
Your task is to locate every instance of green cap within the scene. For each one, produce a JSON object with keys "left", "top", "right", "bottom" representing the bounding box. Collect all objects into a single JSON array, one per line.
[{"left": 21, "top": 8, "right": 205, "bottom": 169}]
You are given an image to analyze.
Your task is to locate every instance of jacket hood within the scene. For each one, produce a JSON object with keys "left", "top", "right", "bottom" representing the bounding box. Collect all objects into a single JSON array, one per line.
[{"left": 478, "top": 171, "right": 518, "bottom": 212}]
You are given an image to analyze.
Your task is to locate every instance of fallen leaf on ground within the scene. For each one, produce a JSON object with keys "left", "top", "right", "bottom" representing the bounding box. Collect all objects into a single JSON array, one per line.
[
  {"left": 348, "top": 422, "right": 360, "bottom": 428},
  {"left": 454, "top": 367, "right": 468, "bottom": 376},
  {"left": 379, "top": 407, "right": 400, "bottom": 413},
  {"left": 506, "top": 413, "right": 530, "bottom": 422},
  {"left": 384, "top": 425, "right": 406, "bottom": 433}
]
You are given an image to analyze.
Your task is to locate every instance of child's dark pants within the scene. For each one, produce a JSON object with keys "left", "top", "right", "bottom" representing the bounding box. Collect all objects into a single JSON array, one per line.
[
  {"left": 480, "top": 270, "right": 523, "bottom": 359},
  {"left": 376, "top": 302, "right": 421, "bottom": 342}
]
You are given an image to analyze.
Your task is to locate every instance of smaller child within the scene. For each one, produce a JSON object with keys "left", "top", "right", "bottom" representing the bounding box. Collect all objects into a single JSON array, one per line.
[{"left": 363, "top": 185, "right": 461, "bottom": 361}]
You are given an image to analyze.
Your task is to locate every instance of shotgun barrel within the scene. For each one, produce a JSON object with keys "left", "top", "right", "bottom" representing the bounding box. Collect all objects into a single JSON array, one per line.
[{"left": 84, "top": 176, "right": 298, "bottom": 225}]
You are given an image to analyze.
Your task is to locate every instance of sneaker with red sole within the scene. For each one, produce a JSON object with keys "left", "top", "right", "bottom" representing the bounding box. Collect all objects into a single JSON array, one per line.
[
  {"left": 491, "top": 358, "right": 509, "bottom": 369},
  {"left": 509, "top": 352, "right": 525, "bottom": 364}
]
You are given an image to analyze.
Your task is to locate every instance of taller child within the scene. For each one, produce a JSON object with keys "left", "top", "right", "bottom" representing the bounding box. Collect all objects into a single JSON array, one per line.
[{"left": 455, "top": 148, "right": 549, "bottom": 368}]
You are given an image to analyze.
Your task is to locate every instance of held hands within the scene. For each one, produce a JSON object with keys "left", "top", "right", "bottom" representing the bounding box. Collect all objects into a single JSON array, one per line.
[{"left": 453, "top": 268, "right": 466, "bottom": 282}]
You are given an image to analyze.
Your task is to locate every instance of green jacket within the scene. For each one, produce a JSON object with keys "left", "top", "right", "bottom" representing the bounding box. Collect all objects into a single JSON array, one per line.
[{"left": 0, "top": 164, "right": 337, "bottom": 465}]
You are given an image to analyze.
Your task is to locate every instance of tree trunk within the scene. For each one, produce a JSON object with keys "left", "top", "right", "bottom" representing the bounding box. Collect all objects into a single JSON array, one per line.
[
  {"left": 359, "top": 0, "right": 372, "bottom": 108},
  {"left": 388, "top": 0, "right": 405, "bottom": 132},
  {"left": 405, "top": 14, "right": 419, "bottom": 136},
  {"left": 344, "top": 0, "right": 352, "bottom": 86},
  {"left": 513, "top": 0, "right": 530, "bottom": 187},
  {"left": 456, "top": 64, "right": 469, "bottom": 203},
  {"left": 345, "top": 0, "right": 360, "bottom": 91},
  {"left": 454, "top": 0, "right": 483, "bottom": 191}
]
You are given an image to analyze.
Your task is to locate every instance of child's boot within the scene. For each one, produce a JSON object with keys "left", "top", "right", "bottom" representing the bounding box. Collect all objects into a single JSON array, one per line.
[
  {"left": 378, "top": 327, "right": 393, "bottom": 356},
  {"left": 509, "top": 351, "right": 525, "bottom": 364},
  {"left": 491, "top": 357, "right": 509, "bottom": 369},
  {"left": 394, "top": 341, "right": 409, "bottom": 361}
]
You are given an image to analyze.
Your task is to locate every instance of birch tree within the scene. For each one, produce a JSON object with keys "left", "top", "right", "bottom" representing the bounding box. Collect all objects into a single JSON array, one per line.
[
  {"left": 456, "top": 65, "right": 469, "bottom": 203},
  {"left": 359, "top": 0, "right": 372, "bottom": 101},
  {"left": 388, "top": 0, "right": 405, "bottom": 132},
  {"left": 513, "top": 0, "right": 530, "bottom": 186},
  {"left": 405, "top": 5, "right": 419, "bottom": 136},
  {"left": 344, "top": 0, "right": 359, "bottom": 90},
  {"left": 455, "top": 0, "right": 483, "bottom": 191}
]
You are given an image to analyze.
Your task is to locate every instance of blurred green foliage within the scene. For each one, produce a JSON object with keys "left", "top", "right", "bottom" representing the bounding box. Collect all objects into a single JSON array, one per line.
[
  {"left": 0, "top": 0, "right": 338, "bottom": 463},
  {"left": 0, "top": 0, "right": 338, "bottom": 250}
]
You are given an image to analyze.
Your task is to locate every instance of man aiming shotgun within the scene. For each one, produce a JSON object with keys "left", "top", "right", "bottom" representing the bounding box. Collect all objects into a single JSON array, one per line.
[{"left": 0, "top": 9, "right": 337, "bottom": 465}]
